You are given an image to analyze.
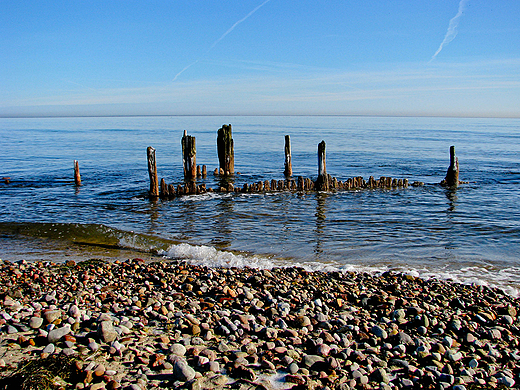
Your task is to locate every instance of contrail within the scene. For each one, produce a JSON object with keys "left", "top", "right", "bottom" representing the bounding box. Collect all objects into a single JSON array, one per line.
[
  {"left": 429, "top": 0, "right": 468, "bottom": 62},
  {"left": 173, "top": 0, "right": 271, "bottom": 81}
]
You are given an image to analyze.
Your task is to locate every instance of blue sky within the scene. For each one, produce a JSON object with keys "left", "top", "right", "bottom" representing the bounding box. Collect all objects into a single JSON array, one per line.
[{"left": 1, "top": 1, "right": 519, "bottom": 117}]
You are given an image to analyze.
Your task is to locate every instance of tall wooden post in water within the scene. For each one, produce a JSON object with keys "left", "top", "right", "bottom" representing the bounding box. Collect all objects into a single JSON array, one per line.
[
  {"left": 284, "top": 135, "right": 293, "bottom": 177},
  {"left": 181, "top": 130, "right": 197, "bottom": 181},
  {"left": 316, "top": 140, "right": 329, "bottom": 191},
  {"left": 74, "top": 160, "right": 82, "bottom": 186},
  {"left": 217, "top": 124, "right": 234, "bottom": 175},
  {"left": 443, "top": 145, "right": 459, "bottom": 187},
  {"left": 147, "top": 146, "right": 159, "bottom": 199}
]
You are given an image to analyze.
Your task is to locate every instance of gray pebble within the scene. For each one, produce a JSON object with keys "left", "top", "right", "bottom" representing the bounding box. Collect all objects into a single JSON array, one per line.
[
  {"left": 7, "top": 325, "right": 18, "bottom": 334},
  {"left": 48, "top": 324, "right": 71, "bottom": 343},
  {"left": 29, "top": 317, "right": 44, "bottom": 329},
  {"left": 43, "top": 343, "right": 55, "bottom": 354},
  {"left": 173, "top": 359, "right": 196, "bottom": 382},
  {"left": 288, "top": 362, "right": 299, "bottom": 374}
]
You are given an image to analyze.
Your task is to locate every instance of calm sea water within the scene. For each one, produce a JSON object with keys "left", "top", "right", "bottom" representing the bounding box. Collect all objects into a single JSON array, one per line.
[{"left": 1, "top": 116, "right": 519, "bottom": 294}]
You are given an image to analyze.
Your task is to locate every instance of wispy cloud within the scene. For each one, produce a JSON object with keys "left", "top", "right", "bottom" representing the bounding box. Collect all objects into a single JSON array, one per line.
[
  {"left": 3, "top": 58, "right": 520, "bottom": 118},
  {"left": 173, "top": 0, "right": 271, "bottom": 81},
  {"left": 430, "top": 0, "right": 468, "bottom": 62}
]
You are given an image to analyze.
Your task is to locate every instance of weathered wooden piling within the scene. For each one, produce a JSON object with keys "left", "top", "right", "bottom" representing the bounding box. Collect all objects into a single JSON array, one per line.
[
  {"left": 181, "top": 130, "right": 197, "bottom": 181},
  {"left": 217, "top": 124, "right": 234, "bottom": 175},
  {"left": 74, "top": 160, "right": 82, "bottom": 186},
  {"left": 284, "top": 135, "right": 293, "bottom": 177},
  {"left": 442, "top": 145, "right": 459, "bottom": 187},
  {"left": 160, "top": 178, "right": 167, "bottom": 197},
  {"left": 147, "top": 146, "right": 159, "bottom": 199},
  {"left": 316, "top": 140, "right": 329, "bottom": 191}
]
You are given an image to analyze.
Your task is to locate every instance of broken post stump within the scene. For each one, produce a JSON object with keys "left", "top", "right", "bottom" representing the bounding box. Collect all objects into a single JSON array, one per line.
[
  {"left": 284, "top": 135, "right": 293, "bottom": 177},
  {"left": 181, "top": 130, "right": 197, "bottom": 181},
  {"left": 74, "top": 160, "right": 82, "bottom": 186},
  {"left": 442, "top": 145, "right": 459, "bottom": 187},
  {"left": 147, "top": 146, "right": 159, "bottom": 199},
  {"left": 217, "top": 124, "right": 234, "bottom": 175},
  {"left": 316, "top": 140, "right": 329, "bottom": 191}
]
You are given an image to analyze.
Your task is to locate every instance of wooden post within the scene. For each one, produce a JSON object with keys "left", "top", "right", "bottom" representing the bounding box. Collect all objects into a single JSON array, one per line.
[
  {"left": 316, "top": 140, "right": 329, "bottom": 191},
  {"left": 147, "top": 146, "right": 159, "bottom": 199},
  {"left": 73, "top": 160, "right": 82, "bottom": 186},
  {"left": 443, "top": 145, "right": 459, "bottom": 187},
  {"left": 181, "top": 130, "right": 197, "bottom": 181},
  {"left": 284, "top": 135, "right": 293, "bottom": 177},
  {"left": 217, "top": 124, "right": 234, "bottom": 175}
]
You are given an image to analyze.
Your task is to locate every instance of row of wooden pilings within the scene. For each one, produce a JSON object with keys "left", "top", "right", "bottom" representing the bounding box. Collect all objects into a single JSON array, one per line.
[
  {"left": 147, "top": 124, "right": 460, "bottom": 200},
  {"left": 157, "top": 175, "right": 414, "bottom": 199}
]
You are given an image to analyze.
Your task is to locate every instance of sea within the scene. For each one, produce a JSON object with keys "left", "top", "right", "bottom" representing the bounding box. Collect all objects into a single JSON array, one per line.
[{"left": 1, "top": 116, "right": 519, "bottom": 295}]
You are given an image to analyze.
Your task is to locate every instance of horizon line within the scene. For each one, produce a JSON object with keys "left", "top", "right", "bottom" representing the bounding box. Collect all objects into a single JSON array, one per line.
[{"left": 2, "top": 113, "right": 520, "bottom": 120}]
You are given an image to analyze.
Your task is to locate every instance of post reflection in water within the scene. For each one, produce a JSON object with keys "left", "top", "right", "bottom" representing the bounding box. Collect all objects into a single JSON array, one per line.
[
  {"left": 212, "top": 195, "right": 234, "bottom": 249},
  {"left": 443, "top": 187, "right": 459, "bottom": 253},
  {"left": 179, "top": 198, "right": 198, "bottom": 241},
  {"left": 314, "top": 192, "right": 329, "bottom": 258},
  {"left": 146, "top": 199, "right": 161, "bottom": 234},
  {"left": 445, "top": 187, "right": 458, "bottom": 214}
]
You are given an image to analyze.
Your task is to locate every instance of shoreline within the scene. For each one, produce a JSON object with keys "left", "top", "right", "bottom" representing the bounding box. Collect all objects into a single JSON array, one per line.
[{"left": 1, "top": 257, "right": 519, "bottom": 389}]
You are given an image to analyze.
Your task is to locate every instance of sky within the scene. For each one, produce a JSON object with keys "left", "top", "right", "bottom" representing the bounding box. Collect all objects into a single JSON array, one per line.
[{"left": 1, "top": 1, "right": 519, "bottom": 118}]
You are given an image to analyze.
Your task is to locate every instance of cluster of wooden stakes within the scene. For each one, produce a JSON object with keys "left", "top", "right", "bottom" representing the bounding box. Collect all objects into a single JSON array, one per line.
[{"left": 139, "top": 124, "right": 462, "bottom": 201}]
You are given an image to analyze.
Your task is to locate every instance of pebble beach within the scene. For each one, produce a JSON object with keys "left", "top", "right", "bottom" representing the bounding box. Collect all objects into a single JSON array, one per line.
[{"left": 0, "top": 258, "right": 519, "bottom": 390}]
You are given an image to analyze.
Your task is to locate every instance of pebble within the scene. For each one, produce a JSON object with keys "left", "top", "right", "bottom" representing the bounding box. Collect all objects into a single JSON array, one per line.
[
  {"left": 43, "top": 309, "right": 62, "bottom": 324},
  {"left": 0, "top": 259, "right": 519, "bottom": 390},
  {"left": 42, "top": 343, "right": 55, "bottom": 354},
  {"left": 28, "top": 316, "right": 43, "bottom": 329},
  {"left": 173, "top": 359, "right": 196, "bottom": 382},
  {"left": 98, "top": 320, "right": 118, "bottom": 343},
  {"left": 170, "top": 343, "right": 187, "bottom": 356},
  {"left": 48, "top": 324, "right": 71, "bottom": 343}
]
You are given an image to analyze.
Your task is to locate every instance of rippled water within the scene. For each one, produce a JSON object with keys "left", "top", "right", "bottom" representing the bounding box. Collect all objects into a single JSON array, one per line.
[{"left": 1, "top": 116, "right": 519, "bottom": 293}]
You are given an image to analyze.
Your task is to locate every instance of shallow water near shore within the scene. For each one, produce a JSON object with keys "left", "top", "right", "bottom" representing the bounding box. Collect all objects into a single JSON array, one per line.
[{"left": 1, "top": 116, "right": 519, "bottom": 294}]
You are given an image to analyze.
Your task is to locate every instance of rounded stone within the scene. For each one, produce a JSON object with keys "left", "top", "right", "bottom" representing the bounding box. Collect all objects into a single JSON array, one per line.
[
  {"left": 372, "top": 368, "right": 390, "bottom": 384},
  {"left": 29, "top": 317, "right": 44, "bottom": 329},
  {"left": 208, "top": 361, "right": 220, "bottom": 373},
  {"left": 498, "top": 376, "right": 515, "bottom": 387},
  {"left": 288, "top": 363, "right": 299, "bottom": 374},
  {"left": 296, "top": 316, "right": 311, "bottom": 327},
  {"left": 43, "top": 310, "right": 62, "bottom": 324},
  {"left": 7, "top": 325, "right": 18, "bottom": 334},
  {"left": 43, "top": 343, "right": 55, "bottom": 354},
  {"left": 48, "top": 325, "right": 71, "bottom": 343},
  {"left": 371, "top": 325, "right": 388, "bottom": 339},
  {"left": 173, "top": 359, "right": 196, "bottom": 382},
  {"left": 98, "top": 321, "right": 118, "bottom": 343},
  {"left": 170, "top": 343, "right": 187, "bottom": 356}
]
